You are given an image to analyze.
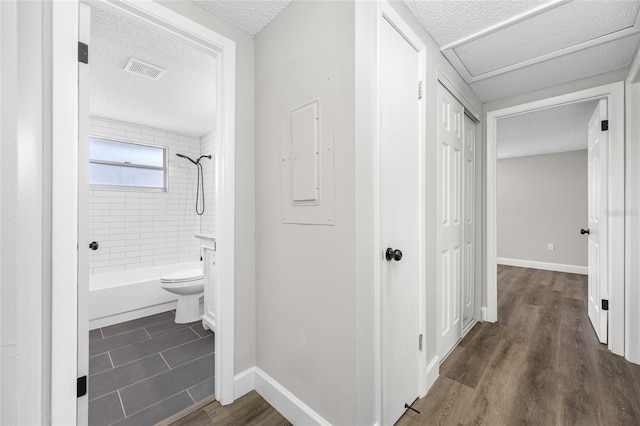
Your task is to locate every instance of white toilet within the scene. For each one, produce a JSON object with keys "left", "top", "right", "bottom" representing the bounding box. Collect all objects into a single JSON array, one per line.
[{"left": 160, "top": 269, "right": 205, "bottom": 323}]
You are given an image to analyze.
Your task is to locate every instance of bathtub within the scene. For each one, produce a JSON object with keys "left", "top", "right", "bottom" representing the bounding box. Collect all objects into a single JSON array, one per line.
[{"left": 89, "top": 261, "right": 203, "bottom": 329}]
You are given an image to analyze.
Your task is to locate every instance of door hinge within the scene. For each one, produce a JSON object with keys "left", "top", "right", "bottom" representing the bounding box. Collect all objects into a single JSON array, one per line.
[
  {"left": 418, "top": 333, "right": 423, "bottom": 351},
  {"left": 78, "top": 42, "right": 88, "bottom": 64},
  {"left": 418, "top": 81, "right": 423, "bottom": 100},
  {"left": 602, "top": 299, "right": 609, "bottom": 311},
  {"left": 77, "top": 375, "right": 87, "bottom": 397},
  {"left": 601, "top": 120, "right": 609, "bottom": 131}
]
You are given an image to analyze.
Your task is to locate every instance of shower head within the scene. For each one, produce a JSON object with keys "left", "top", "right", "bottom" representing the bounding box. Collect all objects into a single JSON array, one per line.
[{"left": 175, "top": 153, "right": 197, "bottom": 165}]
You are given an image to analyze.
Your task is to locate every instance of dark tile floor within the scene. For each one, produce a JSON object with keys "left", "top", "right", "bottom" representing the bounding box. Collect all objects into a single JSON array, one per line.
[{"left": 88, "top": 311, "right": 215, "bottom": 426}]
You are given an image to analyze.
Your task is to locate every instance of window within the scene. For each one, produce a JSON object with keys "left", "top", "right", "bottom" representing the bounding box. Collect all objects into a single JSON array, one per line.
[{"left": 89, "top": 137, "right": 167, "bottom": 190}]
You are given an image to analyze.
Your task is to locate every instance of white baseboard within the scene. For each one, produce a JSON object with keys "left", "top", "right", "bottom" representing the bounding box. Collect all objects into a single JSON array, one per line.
[
  {"left": 497, "top": 257, "right": 587, "bottom": 275},
  {"left": 234, "top": 367, "right": 256, "bottom": 400},
  {"left": 481, "top": 307, "right": 488, "bottom": 322},
  {"left": 425, "top": 355, "right": 439, "bottom": 391},
  {"left": 254, "top": 367, "right": 331, "bottom": 426}
]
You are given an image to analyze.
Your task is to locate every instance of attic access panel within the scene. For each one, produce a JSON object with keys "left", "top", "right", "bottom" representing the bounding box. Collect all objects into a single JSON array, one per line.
[{"left": 442, "top": 0, "right": 640, "bottom": 83}]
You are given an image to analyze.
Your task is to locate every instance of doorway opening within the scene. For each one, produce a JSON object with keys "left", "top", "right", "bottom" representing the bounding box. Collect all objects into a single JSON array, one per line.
[
  {"left": 485, "top": 82, "right": 625, "bottom": 356},
  {"left": 50, "top": 1, "right": 236, "bottom": 423}
]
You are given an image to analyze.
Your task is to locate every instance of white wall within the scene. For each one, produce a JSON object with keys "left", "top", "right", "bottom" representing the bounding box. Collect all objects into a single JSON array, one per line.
[
  {"left": 497, "top": 151, "right": 588, "bottom": 270},
  {"left": 88, "top": 117, "right": 207, "bottom": 275},
  {"left": 156, "top": 0, "right": 256, "bottom": 374},
  {"left": 254, "top": 2, "right": 356, "bottom": 424}
]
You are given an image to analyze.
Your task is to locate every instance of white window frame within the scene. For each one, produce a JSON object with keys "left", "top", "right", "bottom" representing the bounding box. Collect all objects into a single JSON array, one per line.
[{"left": 88, "top": 134, "right": 168, "bottom": 192}]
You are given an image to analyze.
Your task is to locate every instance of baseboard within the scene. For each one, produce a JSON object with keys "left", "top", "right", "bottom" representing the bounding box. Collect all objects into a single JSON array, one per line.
[
  {"left": 254, "top": 367, "right": 331, "bottom": 426},
  {"left": 426, "top": 355, "right": 439, "bottom": 391},
  {"left": 497, "top": 257, "right": 587, "bottom": 275},
  {"left": 481, "top": 307, "right": 488, "bottom": 322},
  {"left": 234, "top": 367, "right": 256, "bottom": 400}
]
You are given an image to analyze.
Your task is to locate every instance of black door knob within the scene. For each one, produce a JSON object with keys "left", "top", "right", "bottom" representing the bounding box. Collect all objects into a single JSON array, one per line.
[
  {"left": 89, "top": 241, "right": 99, "bottom": 250},
  {"left": 580, "top": 229, "right": 590, "bottom": 235},
  {"left": 386, "top": 248, "right": 403, "bottom": 261}
]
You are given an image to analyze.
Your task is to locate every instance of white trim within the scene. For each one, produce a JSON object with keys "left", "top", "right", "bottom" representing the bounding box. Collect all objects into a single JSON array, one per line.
[
  {"left": 486, "top": 82, "right": 625, "bottom": 356},
  {"left": 51, "top": 2, "right": 80, "bottom": 424},
  {"left": 254, "top": 368, "right": 331, "bottom": 426},
  {"left": 625, "top": 50, "right": 640, "bottom": 364},
  {"left": 425, "top": 356, "right": 440, "bottom": 391},
  {"left": 52, "top": 1, "right": 237, "bottom": 422},
  {"left": 233, "top": 367, "right": 256, "bottom": 400},
  {"left": 481, "top": 307, "right": 488, "bottom": 322},
  {"left": 497, "top": 257, "right": 587, "bottom": 275}
]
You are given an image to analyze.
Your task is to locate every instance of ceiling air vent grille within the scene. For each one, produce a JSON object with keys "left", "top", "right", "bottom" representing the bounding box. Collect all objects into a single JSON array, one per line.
[{"left": 124, "top": 58, "right": 165, "bottom": 81}]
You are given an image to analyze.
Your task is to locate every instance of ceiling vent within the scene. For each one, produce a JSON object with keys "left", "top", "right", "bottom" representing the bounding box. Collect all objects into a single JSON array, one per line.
[{"left": 124, "top": 58, "right": 165, "bottom": 81}]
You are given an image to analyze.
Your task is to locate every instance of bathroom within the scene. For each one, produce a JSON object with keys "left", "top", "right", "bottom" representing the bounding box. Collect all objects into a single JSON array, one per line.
[{"left": 84, "top": 5, "right": 217, "bottom": 425}]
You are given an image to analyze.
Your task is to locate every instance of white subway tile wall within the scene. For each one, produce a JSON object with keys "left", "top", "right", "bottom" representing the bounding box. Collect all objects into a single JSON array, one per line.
[
  {"left": 200, "top": 132, "right": 216, "bottom": 235},
  {"left": 88, "top": 117, "right": 216, "bottom": 275}
]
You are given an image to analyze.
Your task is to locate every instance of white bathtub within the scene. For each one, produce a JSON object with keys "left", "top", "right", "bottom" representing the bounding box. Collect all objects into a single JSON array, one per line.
[{"left": 89, "top": 261, "right": 203, "bottom": 329}]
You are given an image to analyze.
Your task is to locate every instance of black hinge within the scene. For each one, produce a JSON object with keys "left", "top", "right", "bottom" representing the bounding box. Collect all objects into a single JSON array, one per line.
[
  {"left": 78, "top": 42, "right": 88, "bottom": 64},
  {"left": 601, "top": 120, "right": 609, "bottom": 131},
  {"left": 602, "top": 299, "right": 609, "bottom": 311},
  {"left": 77, "top": 376, "right": 87, "bottom": 397}
]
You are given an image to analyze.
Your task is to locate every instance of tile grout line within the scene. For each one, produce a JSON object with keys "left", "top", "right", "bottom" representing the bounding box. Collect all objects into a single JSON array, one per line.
[
  {"left": 186, "top": 389, "right": 197, "bottom": 405},
  {"left": 99, "top": 327, "right": 105, "bottom": 339},
  {"left": 107, "top": 351, "right": 115, "bottom": 370},
  {"left": 159, "top": 352, "right": 172, "bottom": 370},
  {"left": 113, "top": 352, "right": 214, "bottom": 396},
  {"left": 116, "top": 390, "right": 128, "bottom": 419},
  {"left": 119, "top": 388, "right": 195, "bottom": 419},
  {"left": 92, "top": 325, "right": 194, "bottom": 359}
]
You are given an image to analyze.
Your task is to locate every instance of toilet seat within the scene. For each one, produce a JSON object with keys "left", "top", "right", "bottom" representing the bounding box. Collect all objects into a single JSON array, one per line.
[{"left": 160, "top": 269, "right": 204, "bottom": 283}]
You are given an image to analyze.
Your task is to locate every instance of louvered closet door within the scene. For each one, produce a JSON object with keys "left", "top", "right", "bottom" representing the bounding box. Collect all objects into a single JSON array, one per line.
[{"left": 437, "top": 84, "right": 464, "bottom": 359}]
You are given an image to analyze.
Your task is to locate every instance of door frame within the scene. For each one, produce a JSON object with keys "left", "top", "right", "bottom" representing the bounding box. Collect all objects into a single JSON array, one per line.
[
  {"left": 485, "top": 82, "right": 625, "bottom": 356},
  {"left": 373, "top": 1, "right": 428, "bottom": 423},
  {"left": 51, "top": 1, "right": 237, "bottom": 423}
]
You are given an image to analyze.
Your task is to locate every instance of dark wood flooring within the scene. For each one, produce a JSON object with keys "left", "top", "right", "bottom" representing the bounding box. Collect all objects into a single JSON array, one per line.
[
  {"left": 165, "top": 391, "right": 291, "bottom": 426},
  {"left": 398, "top": 265, "right": 640, "bottom": 425}
]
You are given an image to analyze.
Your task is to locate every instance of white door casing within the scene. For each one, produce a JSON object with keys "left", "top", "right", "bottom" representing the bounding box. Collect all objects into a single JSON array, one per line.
[
  {"left": 462, "top": 114, "right": 476, "bottom": 329},
  {"left": 57, "top": 2, "right": 237, "bottom": 423},
  {"left": 378, "top": 3, "right": 426, "bottom": 424},
  {"left": 485, "top": 82, "right": 624, "bottom": 357},
  {"left": 77, "top": 3, "right": 91, "bottom": 423},
  {"left": 437, "top": 84, "right": 464, "bottom": 359},
  {"left": 588, "top": 99, "right": 609, "bottom": 343}
]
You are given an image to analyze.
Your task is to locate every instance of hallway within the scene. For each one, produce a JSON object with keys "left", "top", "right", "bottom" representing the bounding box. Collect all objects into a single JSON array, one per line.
[{"left": 398, "top": 266, "right": 640, "bottom": 425}]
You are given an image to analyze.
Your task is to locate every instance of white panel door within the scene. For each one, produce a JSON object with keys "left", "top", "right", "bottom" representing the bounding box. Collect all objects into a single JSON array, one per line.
[
  {"left": 379, "top": 13, "right": 423, "bottom": 426},
  {"left": 462, "top": 114, "right": 475, "bottom": 328},
  {"left": 437, "top": 85, "right": 464, "bottom": 359},
  {"left": 587, "top": 99, "right": 608, "bottom": 344}
]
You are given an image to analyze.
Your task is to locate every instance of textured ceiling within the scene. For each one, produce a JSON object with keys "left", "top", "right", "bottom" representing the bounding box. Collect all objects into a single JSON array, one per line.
[
  {"left": 405, "top": 0, "right": 640, "bottom": 102},
  {"left": 497, "top": 100, "right": 598, "bottom": 159},
  {"left": 191, "top": 0, "right": 292, "bottom": 36},
  {"left": 90, "top": 6, "right": 217, "bottom": 138}
]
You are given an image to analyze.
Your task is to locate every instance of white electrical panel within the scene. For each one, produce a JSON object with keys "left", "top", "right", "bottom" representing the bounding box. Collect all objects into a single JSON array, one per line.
[{"left": 280, "top": 77, "right": 335, "bottom": 225}]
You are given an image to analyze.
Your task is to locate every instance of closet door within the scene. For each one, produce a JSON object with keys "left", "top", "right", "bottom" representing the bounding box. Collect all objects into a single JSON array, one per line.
[
  {"left": 437, "top": 84, "right": 464, "bottom": 359},
  {"left": 462, "top": 114, "right": 476, "bottom": 328}
]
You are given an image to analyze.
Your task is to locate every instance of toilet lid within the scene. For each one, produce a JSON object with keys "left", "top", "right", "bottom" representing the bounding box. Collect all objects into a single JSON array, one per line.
[{"left": 160, "top": 268, "right": 204, "bottom": 283}]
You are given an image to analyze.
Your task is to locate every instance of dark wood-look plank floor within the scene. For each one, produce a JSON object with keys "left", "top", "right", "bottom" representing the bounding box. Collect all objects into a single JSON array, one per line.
[
  {"left": 165, "top": 391, "right": 291, "bottom": 426},
  {"left": 398, "top": 265, "right": 640, "bottom": 426}
]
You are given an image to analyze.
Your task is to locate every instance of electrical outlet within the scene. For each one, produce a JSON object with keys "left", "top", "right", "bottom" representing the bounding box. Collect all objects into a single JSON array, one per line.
[{"left": 548, "top": 243, "right": 554, "bottom": 251}]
